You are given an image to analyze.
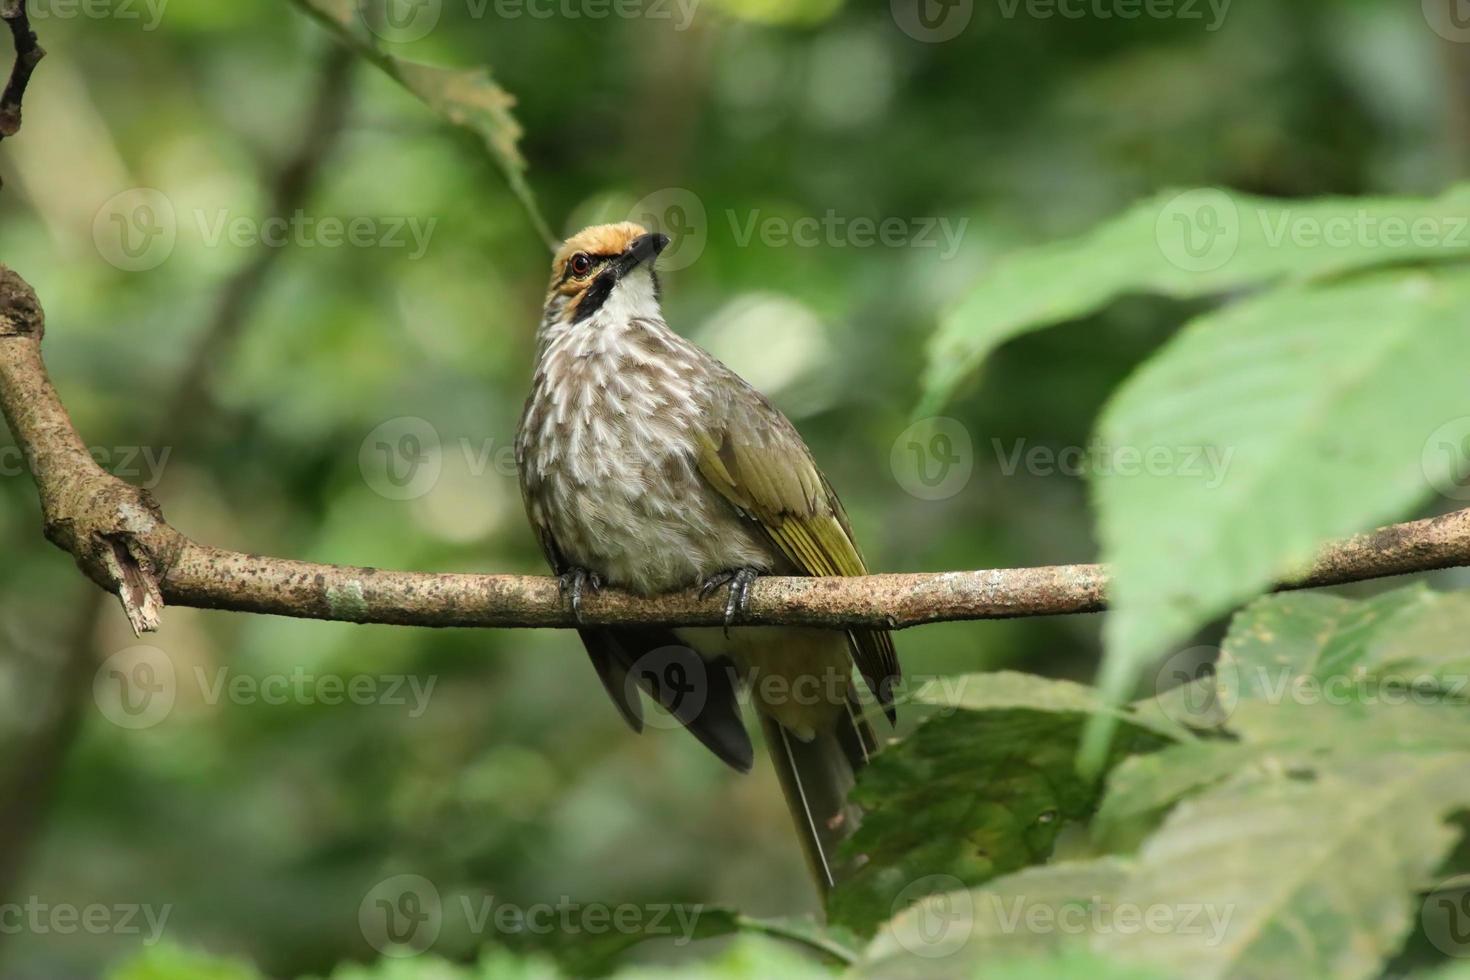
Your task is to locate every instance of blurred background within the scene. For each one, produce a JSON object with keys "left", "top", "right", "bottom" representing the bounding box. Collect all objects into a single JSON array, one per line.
[{"left": 0, "top": 0, "right": 1464, "bottom": 975}]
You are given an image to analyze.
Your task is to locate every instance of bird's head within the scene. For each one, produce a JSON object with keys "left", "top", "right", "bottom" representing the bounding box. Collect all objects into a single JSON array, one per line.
[{"left": 544, "top": 222, "right": 670, "bottom": 328}]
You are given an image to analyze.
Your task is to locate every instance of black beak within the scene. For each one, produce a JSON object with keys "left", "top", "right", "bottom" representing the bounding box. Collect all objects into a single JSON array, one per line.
[{"left": 617, "top": 232, "right": 670, "bottom": 276}]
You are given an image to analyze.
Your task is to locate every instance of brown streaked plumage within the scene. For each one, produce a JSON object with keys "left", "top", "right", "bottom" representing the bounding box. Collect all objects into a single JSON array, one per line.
[{"left": 514, "top": 222, "right": 900, "bottom": 893}]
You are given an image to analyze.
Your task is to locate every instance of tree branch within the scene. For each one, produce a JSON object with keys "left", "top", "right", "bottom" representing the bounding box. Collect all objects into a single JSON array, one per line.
[
  {"left": 4, "top": 262, "right": 1470, "bottom": 631},
  {"left": 0, "top": 42, "right": 357, "bottom": 930},
  {"left": 0, "top": 270, "right": 173, "bottom": 633},
  {"left": 0, "top": 0, "right": 42, "bottom": 142}
]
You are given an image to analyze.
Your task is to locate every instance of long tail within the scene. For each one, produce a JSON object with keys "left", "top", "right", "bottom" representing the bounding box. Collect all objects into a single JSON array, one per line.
[{"left": 761, "top": 697, "right": 877, "bottom": 894}]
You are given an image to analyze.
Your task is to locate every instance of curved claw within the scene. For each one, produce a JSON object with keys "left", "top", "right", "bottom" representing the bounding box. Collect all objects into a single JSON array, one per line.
[
  {"left": 700, "top": 567, "right": 760, "bottom": 634},
  {"left": 558, "top": 567, "right": 603, "bottom": 623}
]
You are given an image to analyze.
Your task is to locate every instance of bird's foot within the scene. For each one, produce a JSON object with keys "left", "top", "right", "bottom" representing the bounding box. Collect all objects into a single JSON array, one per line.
[
  {"left": 558, "top": 567, "right": 603, "bottom": 623},
  {"left": 699, "top": 567, "right": 760, "bottom": 632}
]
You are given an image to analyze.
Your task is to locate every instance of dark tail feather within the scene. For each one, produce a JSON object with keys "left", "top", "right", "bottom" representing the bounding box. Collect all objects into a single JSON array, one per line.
[
  {"left": 761, "top": 697, "right": 874, "bottom": 894},
  {"left": 578, "top": 628, "right": 754, "bottom": 773}
]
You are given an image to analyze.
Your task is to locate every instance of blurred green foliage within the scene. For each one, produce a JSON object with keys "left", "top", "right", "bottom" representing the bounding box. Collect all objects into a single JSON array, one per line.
[{"left": 0, "top": 0, "right": 1467, "bottom": 976}]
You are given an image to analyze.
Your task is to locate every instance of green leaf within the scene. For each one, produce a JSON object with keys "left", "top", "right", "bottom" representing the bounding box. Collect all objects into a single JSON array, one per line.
[
  {"left": 1361, "top": 591, "right": 1470, "bottom": 683},
  {"left": 914, "top": 670, "right": 1192, "bottom": 742},
  {"left": 1099, "top": 587, "right": 1470, "bottom": 849},
  {"left": 607, "top": 934, "right": 837, "bottom": 980},
  {"left": 1083, "top": 267, "right": 1470, "bottom": 768},
  {"left": 108, "top": 944, "right": 266, "bottom": 980},
  {"left": 500, "top": 907, "right": 856, "bottom": 977},
  {"left": 870, "top": 748, "right": 1470, "bottom": 978},
  {"left": 1091, "top": 738, "right": 1250, "bottom": 853},
  {"left": 858, "top": 859, "right": 1137, "bottom": 973},
  {"left": 828, "top": 674, "right": 1176, "bottom": 936},
  {"left": 1091, "top": 698, "right": 1470, "bottom": 852},
  {"left": 1095, "top": 755, "right": 1470, "bottom": 980},
  {"left": 857, "top": 947, "right": 1167, "bottom": 980},
  {"left": 1221, "top": 588, "right": 1439, "bottom": 699},
  {"left": 511, "top": 910, "right": 858, "bottom": 975},
  {"left": 317, "top": 950, "right": 563, "bottom": 980},
  {"left": 289, "top": 0, "right": 554, "bottom": 248},
  {"left": 918, "top": 184, "right": 1470, "bottom": 415},
  {"left": 1143, "top": 586, "right": 1470, "bottom": 732}
]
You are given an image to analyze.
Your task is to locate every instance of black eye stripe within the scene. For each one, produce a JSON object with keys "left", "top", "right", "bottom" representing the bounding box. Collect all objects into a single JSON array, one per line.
[{"left": 571, "top": 267, "right": 617, "bottom": 323}]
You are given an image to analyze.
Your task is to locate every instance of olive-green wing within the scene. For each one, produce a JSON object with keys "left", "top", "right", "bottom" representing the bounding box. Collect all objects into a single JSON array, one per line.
[{"left": 693, "top": 385, "right": 900, "bottom": 714}]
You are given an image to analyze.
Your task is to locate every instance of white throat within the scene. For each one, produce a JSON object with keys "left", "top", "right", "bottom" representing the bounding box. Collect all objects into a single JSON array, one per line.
[{"left": 600, "top": 267, "right": 661, "bottom": 324}]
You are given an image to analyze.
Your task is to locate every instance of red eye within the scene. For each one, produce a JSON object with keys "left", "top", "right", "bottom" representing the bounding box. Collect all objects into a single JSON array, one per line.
[{"left": 570, "top": 253, "right": 592, "bottom": 277}]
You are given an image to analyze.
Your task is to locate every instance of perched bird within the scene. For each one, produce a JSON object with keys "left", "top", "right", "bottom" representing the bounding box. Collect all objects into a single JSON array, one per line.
[{"left": 514, "top": 222, "right": 899, "bottom": 892}]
